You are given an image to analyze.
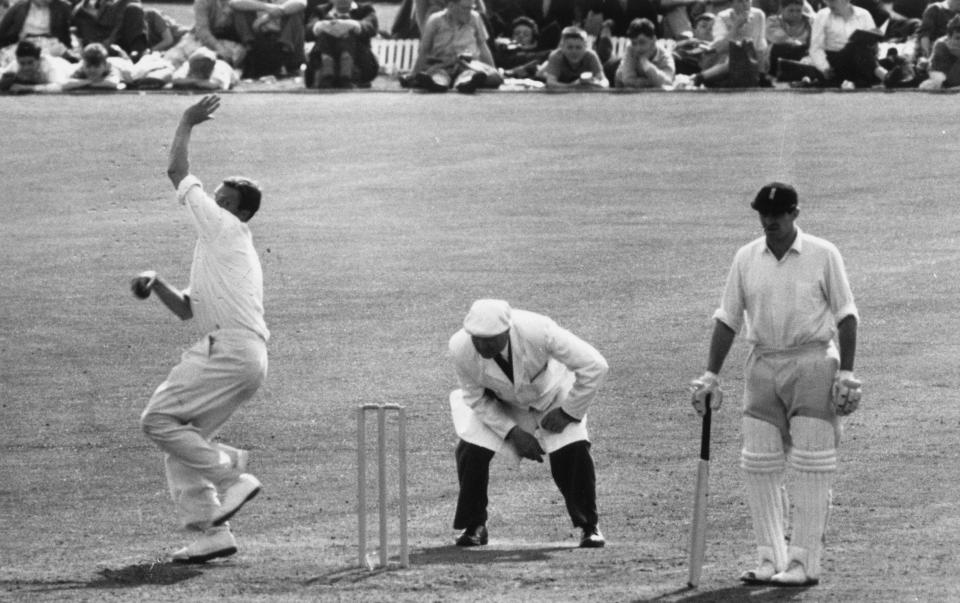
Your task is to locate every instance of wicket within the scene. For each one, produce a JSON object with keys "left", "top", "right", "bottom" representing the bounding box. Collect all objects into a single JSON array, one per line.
[{"left": 357, "top": 403, "right": 409, "bottom": 569}]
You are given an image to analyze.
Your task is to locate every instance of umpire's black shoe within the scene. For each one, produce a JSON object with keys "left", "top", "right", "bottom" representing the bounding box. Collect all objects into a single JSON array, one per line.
[
  {"left": 456, "top": 525, "right": 488, "bottom": 547},
  {"left": 579, "top": 526, "right": 605, "bottom": 548}
]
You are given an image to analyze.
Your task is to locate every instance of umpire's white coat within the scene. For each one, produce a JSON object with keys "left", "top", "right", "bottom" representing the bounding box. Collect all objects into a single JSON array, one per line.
[{"left": 448, "top": 309, "right": 608, "bottom": 455}]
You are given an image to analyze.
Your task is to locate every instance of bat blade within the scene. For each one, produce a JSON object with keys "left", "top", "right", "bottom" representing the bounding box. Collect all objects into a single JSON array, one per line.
[
  {"left": 687, "top": 458, "right": 710, "bottom": 587},
  {"left": 687, "top": 405, "right": 712, "bottom": 588}
]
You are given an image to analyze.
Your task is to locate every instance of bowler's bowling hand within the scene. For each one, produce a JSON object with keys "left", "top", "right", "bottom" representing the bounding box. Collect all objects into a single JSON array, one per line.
[
  {"left": 131, "top": 270, "right": 157, "bottom": 299},
  {"left": 540, "top": 407, "right": 575, "bottom": 433},
  {"left": 507, "top": 426, "right": 544, "bottom": 462},
  {"left": 181, "top": 94, "right": 220, "bottom": 126}
]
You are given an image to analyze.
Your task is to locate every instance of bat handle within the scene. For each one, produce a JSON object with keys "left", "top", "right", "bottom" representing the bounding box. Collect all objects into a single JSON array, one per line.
[{"left": 700, "top": 404, "right": 711, "bottom": 461}]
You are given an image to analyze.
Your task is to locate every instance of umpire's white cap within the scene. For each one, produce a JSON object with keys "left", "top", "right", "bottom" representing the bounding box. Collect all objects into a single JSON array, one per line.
[{"left": 463, "top": 299, "right": 512, "bottom": 336}]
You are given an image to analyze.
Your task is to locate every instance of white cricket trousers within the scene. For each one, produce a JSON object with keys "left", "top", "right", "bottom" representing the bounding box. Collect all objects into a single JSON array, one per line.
[{"left": 141, "top": 329, "right": 268, "bottom": 530}]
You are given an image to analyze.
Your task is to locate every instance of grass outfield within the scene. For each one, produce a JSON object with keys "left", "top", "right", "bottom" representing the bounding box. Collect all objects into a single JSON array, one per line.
[{"left": 1, "top": 93, "right": 959, "bottom": 602}]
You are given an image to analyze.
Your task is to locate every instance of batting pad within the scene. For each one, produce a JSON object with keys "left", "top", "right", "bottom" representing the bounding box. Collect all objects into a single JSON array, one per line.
[
  {"left": 449, "top": 389, "right": 588, "bottom": 459},
  {"left": 741, "top": 417, "right": 788, "bottom": 571},
  {"left": 788, "top": 417, "right": 837, "bottom": 578}
]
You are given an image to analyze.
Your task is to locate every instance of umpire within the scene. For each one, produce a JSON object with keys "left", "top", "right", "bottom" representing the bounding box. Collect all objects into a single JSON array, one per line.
[
  {"left": 689, "top": 183, "right": 862, "bottom": 586},
  {"left": 447, "top": 299, "right": 609, "bottom": 548}
]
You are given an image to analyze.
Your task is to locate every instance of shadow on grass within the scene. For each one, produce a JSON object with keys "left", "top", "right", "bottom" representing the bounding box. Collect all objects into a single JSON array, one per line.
[
  {"left": 302, "top": 544, "right": 571, "bottom": 586},
  {"left": 0, "top": 561, "right": 205, "bottom": 594},
  {"left": 412, "top": 543, "right": 571, "bottom": 565},
  {"left": 642, "top": 583, "right": 813, "bottom": 602},
  {"left": 85, "top": 561, "right": 205, "bottom": 588}
]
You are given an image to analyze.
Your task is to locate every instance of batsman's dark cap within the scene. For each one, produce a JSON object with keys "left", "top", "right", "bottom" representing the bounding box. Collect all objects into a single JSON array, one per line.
[{"left": 751, "top": 182, "right": 798, "bottom": 215}]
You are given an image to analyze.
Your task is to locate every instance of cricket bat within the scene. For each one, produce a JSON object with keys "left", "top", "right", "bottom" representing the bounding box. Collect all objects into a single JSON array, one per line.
[{"left": 687, "top": 403, "right": 712, "bottom": 588}]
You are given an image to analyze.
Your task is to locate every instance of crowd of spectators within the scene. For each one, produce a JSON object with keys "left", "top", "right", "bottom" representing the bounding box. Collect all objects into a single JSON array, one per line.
[{"left": 1, "top": 0, "right": 958, "bottom": 92}]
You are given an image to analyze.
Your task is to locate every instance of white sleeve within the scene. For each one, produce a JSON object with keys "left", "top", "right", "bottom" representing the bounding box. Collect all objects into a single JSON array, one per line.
[
  {"left": 450, "top": 334, "right": 517, "bottom": 439},
  {"left": 544, "top": 322, "right": 608, "bottom": 420},
  {"left": 177, "top": 175, "right": 225, "bottom": 240},
  {"left": 825, "top": 246, "right": 859, "bottom": 323},
  {"left": 809, "top": 10, "right": 830, "bottom": 73}
]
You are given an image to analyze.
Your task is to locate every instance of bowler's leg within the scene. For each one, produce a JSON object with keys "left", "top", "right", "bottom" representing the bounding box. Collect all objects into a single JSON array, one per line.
[{"left": 141, "top": 336, "right": 266, "bottom": 527}]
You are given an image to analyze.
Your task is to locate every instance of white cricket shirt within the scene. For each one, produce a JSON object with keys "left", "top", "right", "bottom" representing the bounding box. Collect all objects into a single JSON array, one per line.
[
  {"left": 713, "top": 227, "right": 858, "bottom": 352},
  {"left": 177, "top": 175, "right": 269, "bottom": 342}
]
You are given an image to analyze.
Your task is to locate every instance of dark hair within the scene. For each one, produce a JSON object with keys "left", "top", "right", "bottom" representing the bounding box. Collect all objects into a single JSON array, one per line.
[
  {"left": 15, "top": 39, "right": 41, "bottom": 59},
  {"left": 222, "top": 177, "right": 262, "bottom": 221},
  {"left": 626, "top": 17, "right": 656, "bottom": 39},
  {"left": 693, "top": 12, "right": 715, "bottom": 26},
  {"left": 780, "top": 0, "right": 804, "bottom": 8},
  {"left": 82, "top": 42, "right": 108, "bottom": 66},
  {"left": 948, "top": 14, "right": 960, "bottom": 34},
  {"left": 511, "top": 16, "right": 539, "bottom": 40},
  {"left": 560, "top": 25, "right": 588, "bottom": 42}
]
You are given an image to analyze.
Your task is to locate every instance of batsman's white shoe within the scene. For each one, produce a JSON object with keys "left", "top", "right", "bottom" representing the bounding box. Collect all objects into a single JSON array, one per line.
[
  {"left": 740, "top": 545, "right": 780, "bottom": 584},
  {"left": 739, "top": 560, "right": 777, "bottom": 584},
  {"left": 770, "top": 560, "right": 819, "bottom": 587},
  {"left": 171, "top": 526, "right": 237, "bottom": 564},
  {"left": 212, "top": 473, "right": 261, "bottom": 526}
]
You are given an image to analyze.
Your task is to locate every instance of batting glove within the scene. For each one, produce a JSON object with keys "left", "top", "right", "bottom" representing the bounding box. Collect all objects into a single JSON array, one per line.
[
  {"left": 832, "top": 370, "right": 862, "bottom": 416},
  {"left": 690, "top": 371, "right": 723, "bottom": 416}
]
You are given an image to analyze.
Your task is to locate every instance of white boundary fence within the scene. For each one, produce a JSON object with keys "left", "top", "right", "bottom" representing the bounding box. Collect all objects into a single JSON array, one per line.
[{"left": 370, "top": 36, "right": 675, "bottom": 75}]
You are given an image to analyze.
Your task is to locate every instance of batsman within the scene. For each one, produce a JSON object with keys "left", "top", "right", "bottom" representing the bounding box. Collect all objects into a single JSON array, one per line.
[
  {"left": 132, "top": 95, "right": 268, "bottom": 563},
  {"left": 689, "top": 183, "right": 861, "bottom": 586}
]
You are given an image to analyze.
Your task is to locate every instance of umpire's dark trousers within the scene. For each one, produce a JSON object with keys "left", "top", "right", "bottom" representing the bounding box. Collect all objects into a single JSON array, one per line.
[{"left": 453, "top": 439, "right": 598, "bottom": 530}]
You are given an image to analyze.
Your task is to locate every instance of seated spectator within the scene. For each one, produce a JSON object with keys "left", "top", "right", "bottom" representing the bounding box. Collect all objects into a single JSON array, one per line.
[
  {"left": 484, "top": 0, "right": 575, "bottom": 51},
  {"left": 891, "top": 0, "right": 930, "bottom": 21},
  {"left": 494, "top": 16, "right": 551, "bottom": 77},
  {"left": 878, "top": 44, "right": 920, "bottom": 86},
  {"left": 229, "top": 0, "right": 306, "bottom": 77},
  {"left": 409, "top": 0, "right": 503, "bottom": 93},
  {"left": 581, "top": 0, "right": 657, "bottom": 38},
  {"left": 611, "top": 17, "right": 675, "bottom": 87},
  {"left": 804, "top": 0, "right": 885, "bottom": 86},
  {"left": 0, "top": 37, "right": 70, "bottom": 91},
  {"left": 586, "top": 0, "right": 704, "bottom": 40},
  {"left": 62, "top": 41, "right": 134, "bottom": 89},
  {"left": 163, "top": 0, "right": 249, "bottom": 70},
  {"left": 71, "top": 0, "right": 147, "bottom": 59},
  {"left": 694, "top": 0, "right": 767, "bottom": 86},
  {"left": 416, "top": 0, "right": 489, "bottom": 35},
  {"left": 753, "top": 0, "right": 816, "bottom": 17},
  {"left": 851, "top": 0, "right": 919, "bottom": 40},
  {"left": 144, "top": 7, "right": 188, "bottom": 54},
  {"left": 391, "top": 0, "right": 419, "bottom": 38},
  {"left": 673, "top": 11, "right": 715, "bottom": 74},
  {"left": 917, "top": 0, "right": 960, "bottom": 58},
  {"left": 0, "top": 0, "right": 74, "bottom": 65},
  {"left": 172, "top": 45, "right": 237, "bottom": 88},
  {"left": 305, "top": 0, "right": 379, "bottom": 88},
  {"left": 766, "top": 0, "right": 811, "bottom": 75},
  {"left": 920, "top": 13, "right": 960, "bottom": 86},
  {"left": 537, "top": 25, "right": 609, "bottom": 89}
]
